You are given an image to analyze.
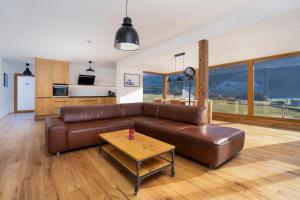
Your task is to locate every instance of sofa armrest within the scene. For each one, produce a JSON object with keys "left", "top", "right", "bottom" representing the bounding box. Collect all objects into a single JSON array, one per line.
[{"left": 45, "top": 117, "right": 68, "bottom": 154}]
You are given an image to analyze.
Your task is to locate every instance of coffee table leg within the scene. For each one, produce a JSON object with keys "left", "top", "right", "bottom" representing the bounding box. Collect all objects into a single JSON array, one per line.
[
  {"left": 99, "top": 140, "right": 103, "bottom": 156},
  {"left": 171, "top": 150, "right": 175, "bottom": 177},
  {"left": 135, "top": 161, "right": 142, "bottom": 195}
]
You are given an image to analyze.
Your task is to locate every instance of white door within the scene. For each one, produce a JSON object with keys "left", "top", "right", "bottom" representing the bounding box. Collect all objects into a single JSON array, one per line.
[{"left": 17, "top": 76, "right": 35, "bottom": 111}]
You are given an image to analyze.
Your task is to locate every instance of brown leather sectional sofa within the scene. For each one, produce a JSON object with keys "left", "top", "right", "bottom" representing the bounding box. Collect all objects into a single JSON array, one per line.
[{"left": 45, "top": 103, "right": 245, "bottom": 168}]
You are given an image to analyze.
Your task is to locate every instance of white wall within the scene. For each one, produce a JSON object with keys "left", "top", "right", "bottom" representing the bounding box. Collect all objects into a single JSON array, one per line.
[
  {"left": 68, "top": 63, "right": 116, "bottom": 96},
  {"left": 0, "top": 57, "right": 6, "bottom": 119},
  {"left": 116, "top": 65, "right": 144, "bottom": 103},
  {"left": 2, "top": 59, "right": 35, "bottom": 114},
  {"left": 69, "top": 63, "right": 116, "bottom": 86}
]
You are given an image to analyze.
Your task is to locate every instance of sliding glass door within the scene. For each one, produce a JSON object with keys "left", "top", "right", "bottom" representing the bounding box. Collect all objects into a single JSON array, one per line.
[
  {"left": 254, "top": 55, "right": 300, "bottom": 119},
  {"left": 209, "top": 52, "right": 300, "bottom": 120},
  {"left": 209, "top": 63, "right": 248, "bottom": 115},
  {"left": 143, "top": 73, "right": 163, "bottom": 103}
]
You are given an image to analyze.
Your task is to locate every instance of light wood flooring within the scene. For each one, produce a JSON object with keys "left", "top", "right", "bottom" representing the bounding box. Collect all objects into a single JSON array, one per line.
[{"left": 0, "top": 113, "right": 299, "bottom": 200}]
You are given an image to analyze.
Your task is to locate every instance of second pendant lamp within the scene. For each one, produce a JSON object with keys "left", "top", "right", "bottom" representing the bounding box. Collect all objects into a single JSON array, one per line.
[
  {"left": 114, "top": 0, "right": 140, "bottom": 51},
  {"left": 176, "top": 53, "right": 185, "bottom": 83},
  {"left": 86, "top": 61, "right": 95, "bottom": 72},
  {"left": 167, "top": 53, "right": 185, "bottom": 83}
]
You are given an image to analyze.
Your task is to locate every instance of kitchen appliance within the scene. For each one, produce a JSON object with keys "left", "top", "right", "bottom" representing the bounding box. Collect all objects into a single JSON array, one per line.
[
  {"left": 108, "top": 90, "right": 116, "bottom": 97},
  {"left": 78, "top": 75, "right": 95, "bottom": 85},
  {"left": 53, "top": 84, "right": 68, "bottom": 97}
]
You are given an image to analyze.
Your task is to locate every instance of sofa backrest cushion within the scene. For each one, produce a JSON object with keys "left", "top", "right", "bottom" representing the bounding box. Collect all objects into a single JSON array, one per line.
[
  {"left": 158, "top": 104, "right": 207, "bottom": 125},
  {"left": 174, "top": 105, "right": 207, "bottom": 125},
  {"left": 142, "top": 103, "right": 160, "bottom": 117},
  {"left": 61, "top": 104, "right": 122, "bottom": 123},
  {"left": 61, "top": 103, "right": 207, "bottom": 125},
  {"left": 120, "top": 103, "right": 143, "bottom": 117}
]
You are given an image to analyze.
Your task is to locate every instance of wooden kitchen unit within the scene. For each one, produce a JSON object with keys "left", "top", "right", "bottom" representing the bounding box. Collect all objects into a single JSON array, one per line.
[
  {"left": 51, "top": 97, "right": 117, "bottom": 116},
  {"left": 35, "top": 58, "right": 69, "bottom": 118},
  {"left": 35, "top": 58, "right": 116, "bottom": 119},
  {"left": 37, "top": 96, "right": 116, "bottom": 118}
]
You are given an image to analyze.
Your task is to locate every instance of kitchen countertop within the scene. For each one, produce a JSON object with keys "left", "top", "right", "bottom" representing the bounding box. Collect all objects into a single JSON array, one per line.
[
  {"left": 68, "top": 96, "right": 116, "bottom": 98},
  {"left": 53, "top": 96, "right": 116, "bottom": 98}
]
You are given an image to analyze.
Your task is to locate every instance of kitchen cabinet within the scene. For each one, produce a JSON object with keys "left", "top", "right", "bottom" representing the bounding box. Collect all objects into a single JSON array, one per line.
[
  {"left": 35, "top": 96, "right": 117, "bottom": 118},
  {"left": 53, "top": 61, "right": 69, "bottom": 84},
  {"left": 105, "top": 97, "right": 116, "bottom": 104},
  {"left": 35, "top": 58, "right": 69, "bottom": 118},
  {"left": 97, "top": 97, "right": 106, "bottom": 105},
  {"left": 76, "top": 98, "right": 98, "bottom": 106},
  {"left": 53, "top": 98, "right": 69, "bottom": 115},
  {"left": 35, "top": 98, "right": 53, "bottom": 116},
  {"left": 35, "top": 59, "right": 53, "bottom": 97}
]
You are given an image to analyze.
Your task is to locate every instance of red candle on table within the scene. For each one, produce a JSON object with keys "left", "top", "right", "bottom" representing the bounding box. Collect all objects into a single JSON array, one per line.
[{"left": 129, "top": 129, "right": 135, "bottom": 140}]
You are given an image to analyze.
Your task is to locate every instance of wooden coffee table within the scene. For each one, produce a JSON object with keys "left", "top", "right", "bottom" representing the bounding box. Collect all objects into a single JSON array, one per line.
[{"left": 98, "top": 130, "right": 175, "bottom": 195}]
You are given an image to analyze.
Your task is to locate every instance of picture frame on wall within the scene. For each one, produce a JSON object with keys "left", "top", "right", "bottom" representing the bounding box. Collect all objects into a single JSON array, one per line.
[
  {"left": 3, "top": 73, "right": 8, "bottom": 87},
  {"left": 124, "top": 73, "right": 140, "bottom": 87}
]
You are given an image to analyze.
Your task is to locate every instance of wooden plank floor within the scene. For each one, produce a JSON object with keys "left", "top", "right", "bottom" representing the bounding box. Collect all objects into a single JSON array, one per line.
[{"left": 0, "top": 113, "right": 299, "bottom": 200}]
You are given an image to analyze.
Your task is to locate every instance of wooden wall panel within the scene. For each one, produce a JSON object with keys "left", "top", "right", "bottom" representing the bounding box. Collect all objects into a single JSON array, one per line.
[{"left": 213, "top": 112, "right": 300, "bottom": 131}]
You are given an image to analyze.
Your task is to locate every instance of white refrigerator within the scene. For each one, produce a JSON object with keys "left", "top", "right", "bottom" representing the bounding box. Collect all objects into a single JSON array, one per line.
[{"left": 17, "top": 76, "right": 35, "bottom": 111}]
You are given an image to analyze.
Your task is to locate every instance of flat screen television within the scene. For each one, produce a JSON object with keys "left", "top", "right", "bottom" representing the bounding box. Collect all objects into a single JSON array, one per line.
[{"left": 78, "top": 75, "right": 95, "bottom": 85}]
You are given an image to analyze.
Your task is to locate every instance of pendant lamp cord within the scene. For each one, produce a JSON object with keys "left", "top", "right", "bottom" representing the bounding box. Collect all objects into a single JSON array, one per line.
[
  {"left": 183, "top": 54, "right": 185, "bottom": 70},
  {"left": 174, "top": 55, "right": 177, "bottom": 72},
  {"left": 125, "top": 0, "right": 128, "bottom": 17}
]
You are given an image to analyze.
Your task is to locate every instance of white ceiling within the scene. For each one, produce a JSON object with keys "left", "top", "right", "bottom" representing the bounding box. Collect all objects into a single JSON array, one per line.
[
  {"left": 0, "top": 0, "right": 259, "bottom": 66},
  {"left": 136, "top": 8, "right": 300, "bottom": 73}
]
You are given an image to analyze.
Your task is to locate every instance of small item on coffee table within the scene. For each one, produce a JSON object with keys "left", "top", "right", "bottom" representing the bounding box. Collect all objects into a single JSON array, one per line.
[{"left": 129, "top": 128, "right": 135, "bottom": 140}]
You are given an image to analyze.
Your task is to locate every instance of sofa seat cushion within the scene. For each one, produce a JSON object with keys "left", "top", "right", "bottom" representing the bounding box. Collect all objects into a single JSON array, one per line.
[
  {"left": 135, "top": 118, "right": 194, "bottom": 144},
  {"left": 66, "top": 118, "right": 135, "bottom": 149},
  {"left": 174, "top": 125, "right": 245, "bottom": 168},
  {"left": 177, "top": 125, "right": 245, "bottom": 146}
]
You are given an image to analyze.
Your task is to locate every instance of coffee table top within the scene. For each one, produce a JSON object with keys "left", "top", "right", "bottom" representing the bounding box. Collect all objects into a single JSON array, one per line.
[{"left": 99, "top": 130, "right": 175, "bottom": 161}]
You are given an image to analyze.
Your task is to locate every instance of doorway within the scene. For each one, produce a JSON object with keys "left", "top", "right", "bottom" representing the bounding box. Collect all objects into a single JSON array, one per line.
[{"left": 14, "top": 74, "right": 35, "bottom": 113}]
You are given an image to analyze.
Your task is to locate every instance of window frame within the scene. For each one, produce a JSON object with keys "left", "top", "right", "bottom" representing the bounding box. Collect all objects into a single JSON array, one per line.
[
  {"left": 142, "top": 71, "right": 164, "bottom": 102},
  {"left": 209, "top": 51, "right": 300, "bottom": 123},
  {"left": 209, "top": 61, "right": 249, "bottom": 115}
]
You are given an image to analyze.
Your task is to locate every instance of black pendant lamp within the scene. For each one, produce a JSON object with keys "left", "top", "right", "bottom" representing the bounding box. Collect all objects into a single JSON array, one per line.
[
  {"left": 23, "top": 63, "right": 33, "bottom": 76},
  {"left": 86, "top": 61, "right": 95, "bottom": 72},
  {"left": 176, "top": 74, "right": 182, "bottom": 82},
  {"left": 167, "top": 76, "right": 171, "bottom": 82},
  {"left": 114, "top": 0, "right": 140, "bottom": 51},
  {"left": 176, "top": 53, "right": 185, "bottom": 82}
]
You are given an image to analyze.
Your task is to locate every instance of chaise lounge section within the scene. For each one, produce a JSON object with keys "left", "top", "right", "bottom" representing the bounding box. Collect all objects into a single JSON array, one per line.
[{"left": 45, "top": 103, "right": 245, "bottom": 168}]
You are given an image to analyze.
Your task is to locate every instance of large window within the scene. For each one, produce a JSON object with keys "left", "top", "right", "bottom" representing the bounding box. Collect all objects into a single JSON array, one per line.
[
  {"left": 143, "top": 73, "right": 163, "bottom": 102},
  {"left": 167, "top": 73, "right": 195, "bottom": 100},
  {"left": 209, "top": 63, "right": 248, "bottom": 115},
  {"left": 254, "top": 55, "right": 300, "bottom": 119}
]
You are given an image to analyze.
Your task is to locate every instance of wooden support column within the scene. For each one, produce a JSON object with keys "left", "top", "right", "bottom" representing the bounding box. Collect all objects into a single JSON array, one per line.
[
  {"left": 248, "top": 60, "right": 254, "bottom": 117},
  {"left": 198, "top": 40, "right": 209, "bottom": 108},
  {"left": 195, "top": 68, "right": 199, "bottom": 99},
  {"left": 163, "top": 74, "right": 167, "bottom": 99}
]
